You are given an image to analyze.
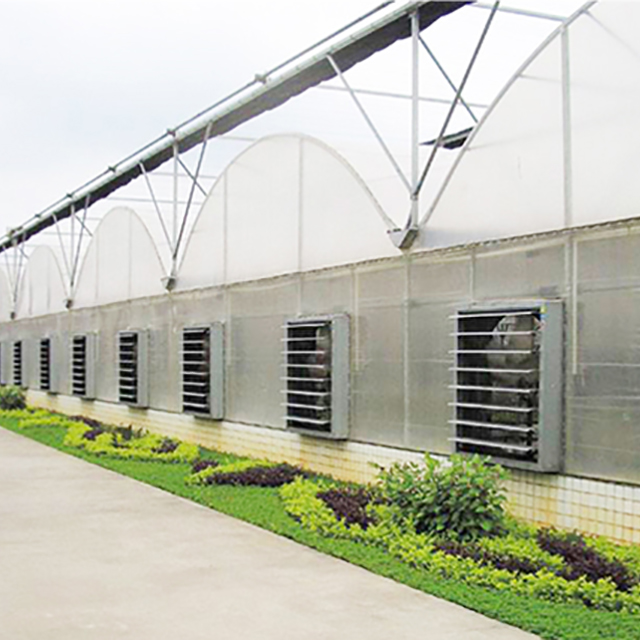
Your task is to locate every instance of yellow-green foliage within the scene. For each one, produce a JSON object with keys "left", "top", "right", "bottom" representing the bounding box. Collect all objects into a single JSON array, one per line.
[
  {"left": 588, "top": 535, "right": 640, "bottom": 582},
  {"left": 0, "top": 408, "right": 51, "bottom": 424},
  {"left": 279, "top": 477, "right": 640, "bottom": 614},
  {"left": 63, "top": 422, "right": 199, "bottom": 463},
  {"left": 17, "top": 415, "right": 77, "bottom": 430},
  {"left": 477, "top": 534, "right": 566, "bottom": 574},
  {"left": 186, "top": 458, "right": 278, "bottom": 485}
]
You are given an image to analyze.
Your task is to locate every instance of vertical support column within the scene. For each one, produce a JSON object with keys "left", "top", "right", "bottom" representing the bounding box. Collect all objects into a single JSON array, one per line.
[
  {"left": 297, "top": 136, "right": 304, "bottom": 315},
  {"left": 402, "top": 256, "right": 411, "bottom": 442},
  {"left": 69, "top": 202, "right": 76, "bottom": 294},
  {"left": 561, "top": 26, "right": 573, "bottom": 229},
  {"left": 561, "top": 26, "right": 579, "bottom": 376},
  {"left": 410, "top": 9, "right": 420, "bottom": 228},
  {"left": 172, "top": 139, "right": 179, "bottom": 275}
]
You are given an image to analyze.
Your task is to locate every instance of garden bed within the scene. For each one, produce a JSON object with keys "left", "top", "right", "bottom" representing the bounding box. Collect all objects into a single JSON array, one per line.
[{"left": 1, "top": 400, "right": 639, "bottom": 640}]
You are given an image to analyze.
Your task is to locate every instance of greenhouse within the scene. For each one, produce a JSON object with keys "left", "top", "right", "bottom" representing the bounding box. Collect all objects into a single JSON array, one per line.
[{"left": 1, "top": 0, "right": 639, "bottom": 544}]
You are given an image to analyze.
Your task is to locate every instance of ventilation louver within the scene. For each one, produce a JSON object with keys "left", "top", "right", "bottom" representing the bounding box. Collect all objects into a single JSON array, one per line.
[
  {"left": 72, "top": 334, "right": 96, "bottom": 399},
  {"left": 118, "top": 330, "right": 148, "bottom": 407},
  {"left": 13, "top": 341, "right": 22, "bottom": 387},
  {"left": 39, "top": 338, "right": 51, "bottom": 391},
  {"left": 450, "top": 301, "right": 563, "bottom": 472},
  {"left": 283, "top": 315, "right": 349, "bottom": 439},
  {"left": 0, "top": 343, "right": 7, "bottom": 385},
  {"left": 181, "top": 324, "right": 224, "bottom": 419}
]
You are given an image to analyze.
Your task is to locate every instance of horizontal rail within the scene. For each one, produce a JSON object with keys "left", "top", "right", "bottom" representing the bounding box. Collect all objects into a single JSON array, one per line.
[
  {"left": 281, "top": 389, "right": 330, "bottom": 397},
  {"left": 449, "top": 401, "right": 534, "bottom": 413},
  {"left": 449, "top": 384, "right": 536, "bottom": 394},
  {"left": 451, "top": 331, "right": 536, "bottom": 337},
  {"left": 450, "top": 349, "right": 534, "bottom": 355},
  {"left": 282, "top": 402, "right": 328, "bottom": 411},
  {"left": 449, "top": 419, "right": 535, "bottom": 433},
  {"left": 450, "top": 437, "right": 535, "bottom": 453},
  {"left": 451, "top": 367, "right": 538, "bottom": 374},
  {"left": 285, "top": 415, "right": 330, "bottom": 426},
  {"left": 450, "top": 310, "right": 537, "bottom": 320}
]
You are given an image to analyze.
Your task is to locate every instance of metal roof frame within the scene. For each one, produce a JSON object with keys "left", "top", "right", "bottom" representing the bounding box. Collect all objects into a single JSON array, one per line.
[{"left": 0, "top": 0, "right": 469, "bottom": 254}]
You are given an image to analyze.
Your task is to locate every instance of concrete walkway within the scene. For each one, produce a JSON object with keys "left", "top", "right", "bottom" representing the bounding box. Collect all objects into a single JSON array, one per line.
[{"left": 0, "top": 427, "right": 539, "bottom": 640}]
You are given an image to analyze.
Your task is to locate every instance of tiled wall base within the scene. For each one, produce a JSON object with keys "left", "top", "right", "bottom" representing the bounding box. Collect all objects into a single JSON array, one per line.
[{"left": 28, "top": 391, "right": 640, "bottom": 545}]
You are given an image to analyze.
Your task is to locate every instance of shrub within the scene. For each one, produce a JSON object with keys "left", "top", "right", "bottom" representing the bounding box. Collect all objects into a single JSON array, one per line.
[
  {"left": 206, "top": 463, "right": 305, "bottom": 487},
  {"left": 64, "top": 422, "right": 199, "bottom": 463},
  {"left": 375, "top": 453, "right": 507, "bottom": 540},
  {"left": 280, "top": 478, "right": 640, "bottom": 613},
  {"left": 435, "top": 539, "right": 551, "bottom": 576},
  {"left": 191, "top": 459, "right": 220, "bottom": 474},
  {"left": 537, "top": 528, "right": 637, "bottom": 592},
  {"left": 68, "top": 415, "right": 103, "bottom": 429},
  {"left": 317, "top": 486, "right": 373, "bottom": 529},
  {"left": 82, "top": 426, "right": 106, "bottom": 441},
  {"left": 17, "top": 415, "right": 77, "bottom": 430},
  {"left": 0, "top": 385, "right": 26, "bottom": 410},
  {"left": 186, "top": 459, "right": 278, "bottom": 485},
  {"left": 152, "top": 438, "right": 179, "bottom": 454},
  {"left": 187, "top": 458, "right": 306, "bottom": 487}
]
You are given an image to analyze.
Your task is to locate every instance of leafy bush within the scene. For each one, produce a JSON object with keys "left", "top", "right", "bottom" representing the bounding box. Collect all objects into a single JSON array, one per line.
[
  {"left": 64, "top": 422, "right": 199, "bottom": 463},
  {"left": 207, "top": 463, "right": 305, "bottom": 487},
  {"left": 588, "top": 535, "right": 640, "bottom": 582},
  {"left": 191, "top": 459, "right": 220, "bottom": 474},
  {"left": 279, "top": 477, "right": 640, "bottom": 614},
  {"left": 537, "top": 528, "right": 637, "bottom": 592},
  {"left": 375, "top": 453, "right": 507, "bottom": 540},
  {"left": 152, "top": 438, "right": 179, "bottom": 454},
  {"left": 436, "top": 539, "right": 553, "bottom": 576},
  {"left": 82, "top": 426, "right": 106, "bottom": 441},
  {"left": 186, "top": 458, "right": 278, "bottom": 485},
  {"left": 317, "top": 486, "right": 373, "bottom": 529},
  {"left": 68, "top": 415, "right": 103, "bottom": 429},
  {"left": 187, "top": 458, "right": 305, "bottom": 487},
  {"left": 477, "top": 534, "right": 565, "bottom": 574},
  {"left": 0, "top": 385, "right": 26, "bottom": 410}
]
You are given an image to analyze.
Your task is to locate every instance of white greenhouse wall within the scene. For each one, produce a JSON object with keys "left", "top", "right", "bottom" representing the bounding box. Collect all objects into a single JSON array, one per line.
[
  {"left": 419, "top": 2, "right": 640, "bottom": 250},
  {"left": 73, "top": 207, "right": 166, "bottom": 308},
  {"left": 0, "top": 269, "right": 12, "bottom": 322},
  {"left": 177, "top": 134, "right": 397, "bottom": 290},
  {"left": 15, "top": 247, "right": 67, "bottom": 319}
]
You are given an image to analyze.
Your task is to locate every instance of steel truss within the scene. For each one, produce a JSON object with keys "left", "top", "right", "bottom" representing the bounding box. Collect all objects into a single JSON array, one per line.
[{"left": 0, "top": 0, "right": 587, "bottom": 314}]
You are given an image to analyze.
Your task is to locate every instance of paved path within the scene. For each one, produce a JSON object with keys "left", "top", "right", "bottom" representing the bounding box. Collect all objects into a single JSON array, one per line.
[{"left": 0, "top": 427, "right": 539, "bottom": 640}]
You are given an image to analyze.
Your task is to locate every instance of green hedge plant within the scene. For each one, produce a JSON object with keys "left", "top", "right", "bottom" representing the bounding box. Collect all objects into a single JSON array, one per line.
[
  {"left": 374, "top": 453, "right": 508, "bottom": 541},
  {"left": 0, "top": 385, "right": 26, "bottom": 410}
]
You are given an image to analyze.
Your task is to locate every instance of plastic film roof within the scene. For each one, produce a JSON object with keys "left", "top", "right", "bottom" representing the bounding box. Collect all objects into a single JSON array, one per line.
[{"left": 0, "top": 0, "right": 467, "bottom": 254}]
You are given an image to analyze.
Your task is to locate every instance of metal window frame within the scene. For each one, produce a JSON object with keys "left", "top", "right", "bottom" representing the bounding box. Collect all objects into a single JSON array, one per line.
[
  {"left": 181, "top": 322, "right": 225, "bottom": 419},
  {"left": 283, "top": 314, "right": 350, "bottom": 440},
  {"left": 450, "top": 299, "right": 563, "bottom": 472},
  {"left": 0, "top": 342, "right": 7, "bottom": 385},
  {"left": 12, "top": 340, "right": 23, "bottom": 388},
  {"left": 39, "top": 337, "right": 54, "bottom": 393},
  {"left": 117, "top": 329, "right": 149, "bottom": 408},
  {"left": 71, "top": 333, "right": 97, "bottom": 399}
]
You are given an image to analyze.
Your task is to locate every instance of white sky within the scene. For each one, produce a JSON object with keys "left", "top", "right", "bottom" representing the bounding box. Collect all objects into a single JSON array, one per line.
[{"left": 0, "top": 0, "right": 584, "bottom": 242}]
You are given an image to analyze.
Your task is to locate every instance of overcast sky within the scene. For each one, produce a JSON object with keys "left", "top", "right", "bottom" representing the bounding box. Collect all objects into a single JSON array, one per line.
[{"left": 0, "top": 0, "right": 582, "bottom": 237}]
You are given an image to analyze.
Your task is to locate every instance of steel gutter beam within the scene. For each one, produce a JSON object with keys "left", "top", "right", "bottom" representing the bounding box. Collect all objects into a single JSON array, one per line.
[{"left": 0, "top": 0, "right": 470, "bottom": 255}]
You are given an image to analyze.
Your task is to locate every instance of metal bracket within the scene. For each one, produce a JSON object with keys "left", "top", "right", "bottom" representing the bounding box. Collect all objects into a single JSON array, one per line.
[
  {"left": 161, "top": 275, "right": 177, "bottom": 291},
  {"left": 388, "top": 225, "right": 419, "bottom": 250}
]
